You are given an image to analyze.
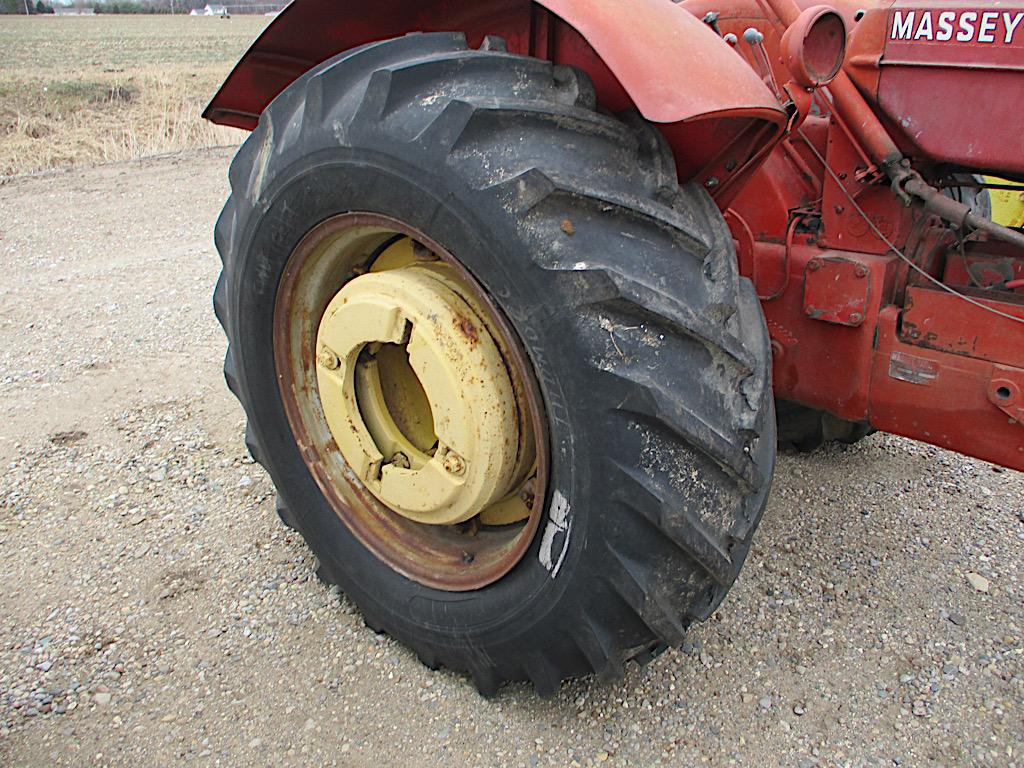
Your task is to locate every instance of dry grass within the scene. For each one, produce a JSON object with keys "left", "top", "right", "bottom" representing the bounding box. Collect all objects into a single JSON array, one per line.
[{"left": 0, "top": 15, "right": 270, "bottom": 178}]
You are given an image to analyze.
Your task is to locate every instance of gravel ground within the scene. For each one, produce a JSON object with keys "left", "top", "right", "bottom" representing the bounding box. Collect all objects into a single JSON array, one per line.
[{"left": 0, "top": 150, "right": 1022, "bottom": 767}]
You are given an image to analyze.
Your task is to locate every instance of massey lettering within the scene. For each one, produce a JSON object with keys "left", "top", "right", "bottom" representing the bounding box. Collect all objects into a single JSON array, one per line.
[{"left": 891, "top": 9, "right": 1024, "bottom": 43}]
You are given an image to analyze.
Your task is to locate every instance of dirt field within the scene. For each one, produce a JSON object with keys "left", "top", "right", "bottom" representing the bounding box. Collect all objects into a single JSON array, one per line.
[
  {"left": 0, "top": 15, "right": 268, "bottom": 178},
  {"left": 0, "top": 149, "right": 1020, "bottom": 766}
]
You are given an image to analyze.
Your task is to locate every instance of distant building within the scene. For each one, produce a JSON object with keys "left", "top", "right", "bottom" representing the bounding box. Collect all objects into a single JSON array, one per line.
[
  {"left": 191, "top": 4, "right": 229, "bottom": 15},
  {"left": 53, "top": 6, "right": 96, "bottom": 14}
]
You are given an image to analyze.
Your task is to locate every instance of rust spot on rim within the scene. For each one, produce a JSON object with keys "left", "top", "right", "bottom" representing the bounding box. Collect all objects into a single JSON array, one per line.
[{"left": 452, "top": 312, "right": 479, "bottom": 347}]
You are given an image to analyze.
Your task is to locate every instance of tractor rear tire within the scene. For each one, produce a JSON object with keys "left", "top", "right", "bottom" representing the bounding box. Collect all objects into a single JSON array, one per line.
[{"left": 214, "top": 33, "right": 776, "bottom": 695}]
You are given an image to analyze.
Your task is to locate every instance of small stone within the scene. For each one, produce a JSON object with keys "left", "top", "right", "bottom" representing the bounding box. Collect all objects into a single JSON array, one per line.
[
  {"left": 759, "top": 696, "right": 772, "bottom": 711},
  {"left": 596, "top": 752, "right": 609, "bottom": 762},
  {"left": 560, "top": 219, "right": 576, "bottom": 236},
  {"left": 793, "top": 704, "right": 805, "bottom": 716},
  {"left": 248, "top": 738, "right": 262, "bottom": 749},
  {"left": 93, "top": 692, "right": 112, "bottom": 706},
  {"left": 948, "top": 613, "right": 966, "bottom": 626},
  {"left": 966, "top": 573, "right": 990, "bottom": 592},
  {"left": 36, "top": 661, "right": 52, "bottom": 672}
]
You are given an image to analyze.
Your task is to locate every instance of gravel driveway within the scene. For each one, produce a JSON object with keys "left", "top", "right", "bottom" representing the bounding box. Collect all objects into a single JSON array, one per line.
[{"left": 0, "top": 150, "right": 1021, "bottom": 767}]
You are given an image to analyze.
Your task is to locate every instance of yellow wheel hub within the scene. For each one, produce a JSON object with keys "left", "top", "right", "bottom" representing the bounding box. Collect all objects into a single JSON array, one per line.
[{"left": 316, "top": 262, "right": 527, "bottom": 525}]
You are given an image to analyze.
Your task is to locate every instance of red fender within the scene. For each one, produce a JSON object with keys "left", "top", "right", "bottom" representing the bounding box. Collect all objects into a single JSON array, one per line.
[{"left": 204, "top": 0, "right": 786, "bottom": 183}]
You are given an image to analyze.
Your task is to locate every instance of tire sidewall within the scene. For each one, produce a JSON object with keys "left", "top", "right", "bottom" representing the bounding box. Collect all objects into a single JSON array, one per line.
[{"left": 230, "top": 148, "right": 596, "bottom": 649}]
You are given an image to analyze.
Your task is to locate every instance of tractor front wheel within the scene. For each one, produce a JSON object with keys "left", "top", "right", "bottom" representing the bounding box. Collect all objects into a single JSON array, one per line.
[{"left": 214, "top": 33, "right": 776, "bottom": 694}]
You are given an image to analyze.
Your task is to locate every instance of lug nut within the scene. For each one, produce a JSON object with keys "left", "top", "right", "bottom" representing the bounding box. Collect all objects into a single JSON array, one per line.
[
  {"left": 442, "top": 451, "right": 466, "bottom": 476},
  {"left": 390, "top": 452, "right": 410, "bottom": 469},
  {"left": 317, "top": 347, "right": 340, "bottom": 370}
]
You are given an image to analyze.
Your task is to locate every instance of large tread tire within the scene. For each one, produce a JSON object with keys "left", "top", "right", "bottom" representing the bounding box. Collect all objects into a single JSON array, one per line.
[{"left": 214, "top": 32, "right": 776, "bottom": 695}]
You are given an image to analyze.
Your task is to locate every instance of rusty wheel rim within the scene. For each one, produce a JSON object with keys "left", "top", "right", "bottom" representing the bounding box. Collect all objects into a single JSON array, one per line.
[{"left": 274, "top": 213, "right": 548, "bottom": 591}]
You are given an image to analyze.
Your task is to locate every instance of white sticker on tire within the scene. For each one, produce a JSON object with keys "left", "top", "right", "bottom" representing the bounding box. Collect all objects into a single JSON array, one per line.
[{"left": 538, "top": 489, "right": 571, "bottom": 579}]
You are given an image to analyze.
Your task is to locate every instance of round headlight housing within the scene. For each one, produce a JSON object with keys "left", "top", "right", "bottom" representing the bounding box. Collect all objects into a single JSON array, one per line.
[{"left": 782, "top": 6, "right": 847, "bottom": 88}]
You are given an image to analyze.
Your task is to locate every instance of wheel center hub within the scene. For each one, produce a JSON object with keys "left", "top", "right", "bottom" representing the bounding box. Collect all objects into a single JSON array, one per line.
[{"left": 316, "top": 264, "right": 522, "bottom": 525}]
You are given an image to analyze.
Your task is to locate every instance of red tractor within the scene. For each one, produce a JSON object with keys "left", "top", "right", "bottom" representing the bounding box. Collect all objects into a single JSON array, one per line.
[{"left": 205, "top": 0, "right": 1024, "bottom": 694}]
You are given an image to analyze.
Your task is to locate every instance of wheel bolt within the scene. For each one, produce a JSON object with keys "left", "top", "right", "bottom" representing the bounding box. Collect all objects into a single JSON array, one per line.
[
  {"left": 317, "top": 347, "right": 340, "bottom": 370},
  {"left": 390, "top": 452, "right": 410, "bottom": 469},
  {"left": 443, "top": 451, "right": 466, "bottom": 475}
]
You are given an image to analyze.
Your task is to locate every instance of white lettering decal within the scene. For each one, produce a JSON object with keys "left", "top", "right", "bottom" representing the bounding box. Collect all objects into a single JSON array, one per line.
[
  {"left": 893, "top": 8, "right": 1024, "bottom": 46},
  {"left": 892, "top": 10, "right": 916, "bottom": 39},
  {"left": 914, "top": 11, "right": 934, "bottom": 39},
  {"left": 538, "top": 490, "right": 571, "bottom": 579},
  {"left": 1004, "top": 11, "right": 1024, "bottom": 42},
  {"left": 978, "top": 11, "right": 999, "bottom": 42},
  {"left": 936, "top": 11, "right": 956, "bottom": 40},
  {"left": 957, "top": 11, "right": 978, "bottom": 41}
]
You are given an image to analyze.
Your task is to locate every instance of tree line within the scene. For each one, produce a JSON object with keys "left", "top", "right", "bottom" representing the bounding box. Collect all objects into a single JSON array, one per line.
[{"left": 0, "top": 0, "right": 54, "bottom": 11}]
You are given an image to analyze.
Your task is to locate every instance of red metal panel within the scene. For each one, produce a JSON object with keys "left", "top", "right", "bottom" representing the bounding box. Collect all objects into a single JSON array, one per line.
[
  {"left": 803, "top": 254, "right": 873, "bottom": 326},
  {"left": 819, "top": 116, "right": 915, "bottom": 254},
  {"left": 540, "top": 0, "right": 782, "bottom": 123},
  {"left": 900, "top": 285, "right": 1024, "bottom": 367},
  {"left": 755, "top": 242, "right": 899, "bottom": 420},
  {"left": 870, "top": 308, "right": 1024, "bottom": 471},
  {"left": 204, "top": 1, "right": 533, "bottom": 128},
  {"left": 942, "top": 244, "right": 1024, "bottom": 287},
  {"left": 203, "top": 0, "right": 785, "bottom": 131},
  {"left": 876, "top": 1, "right": 1024, "bottom": 174}
]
